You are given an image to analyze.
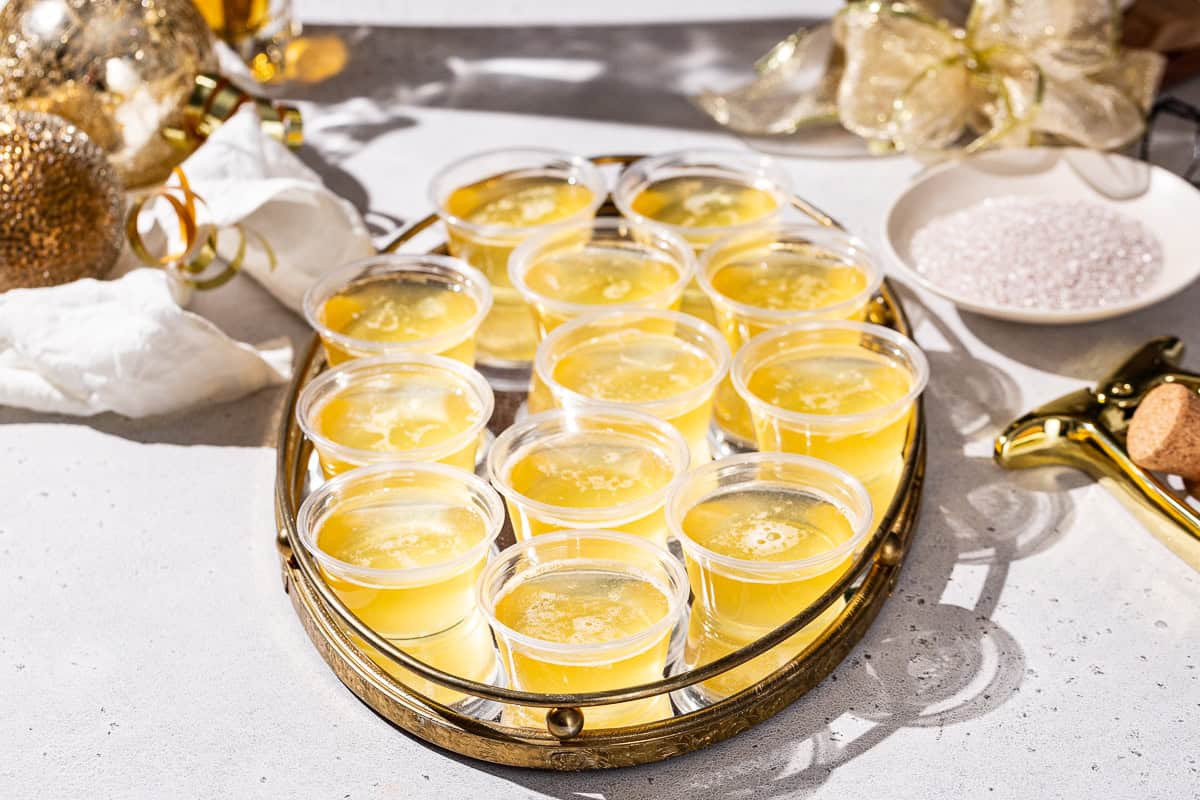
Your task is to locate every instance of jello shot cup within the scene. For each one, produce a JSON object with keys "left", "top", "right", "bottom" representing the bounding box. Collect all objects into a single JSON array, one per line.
[
  {"left": 296, "top": 462, "right": 505, "bottom": 712},
  {"left": 430, "top": 147, "right": 607, "bottom": 382},
  {"left": 303, "top": 253, "right": 492, "bottom": 367},
  {"left": 699, "top": 224, "right": 884, "bottom": 449},
  {"left": 508, "top": 217, "right": 695, "bottom": 341},
  {"left": 486, "top": 407, "right": 689, "bottom": 549},
  {"left": 530, "top": 309, "right": 730, "bottom": 465},
  {"left": 478, "top": 530, "right": 689, "bottom": 730},
  {"left": 297, "top": 354, "right": 494, "bottom": 478},
  {"left": 731, "top": 320, "right": 928, "bottom": 518},
  {"left": 612, "top": 149, "right": 792, "bottom": 323},
  {"left": 666, "top": 453, "right": 872, "bottom": 709}
]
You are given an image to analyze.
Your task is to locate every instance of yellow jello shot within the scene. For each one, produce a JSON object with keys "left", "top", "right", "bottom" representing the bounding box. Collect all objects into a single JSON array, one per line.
[
  {"left": 699, "top": 225, "right": 883, "bottom": 448},
  {"left": 486, "top": 407, "right": 689, "bottom": 548},
  {"left": 430, "top": 148, "right": 607, "bottom": 379},
  {"left": 296, "top": 463, "right": 505, "bottom": 712},
  {"left": 666, "top": 453, "right": 872, "bottom": 709},
  {"left": 297, "top": 354, "right": 494, "bottom": 478},
  {"left": 508, "top": 218, "right": 695, "bottom": 340},
  {"left": 732, "top": 321, "right": 928, "bottom": 520},
  {"left": 477, "top": 530, "right": 688, "bottom": 730},
  {"left": 530, "top": 309, "right": 730, "bottom": 465},
  {"left": 613, "top": 150, "right": 792, "bottom": 323},
  {"left": 303, "top": 254, "right": 492, "bottom": 366}
]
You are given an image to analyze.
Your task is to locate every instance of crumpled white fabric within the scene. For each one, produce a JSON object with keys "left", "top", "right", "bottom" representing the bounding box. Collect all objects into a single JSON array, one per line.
[
  {"left": 129, "top": 103, "right": 375, "bottom": 310},
  {"left": 0, "top": 269, "right": 291, "bottom": 417}
]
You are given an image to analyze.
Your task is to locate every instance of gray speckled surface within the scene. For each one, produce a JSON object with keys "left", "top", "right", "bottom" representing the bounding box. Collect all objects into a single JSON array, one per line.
[{"left": 3, "top": 12, "right": 1199, "bottom": 800}]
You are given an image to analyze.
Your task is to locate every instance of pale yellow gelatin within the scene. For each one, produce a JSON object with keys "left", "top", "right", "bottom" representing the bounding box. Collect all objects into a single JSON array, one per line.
[
  {"left": 495, "top": 567, "right": 674, "bottom": 729},
  {"left": 745, "top": 346, "right": 914, "bottom": 494},
  {"left": 523, "top": 245, "right": 683, "bottom": 336},
  {"left": 445, "top": 174, "right": 596, "bottom": 365},
  {"left": 317, "top": 502, "right": 490, "bottom": 636},
  {"left": 681, "top": 485, "right": 857, "bottom": 699},
  {"left": 316, "top": 497, "right": 496, "bottom": 706},
  {"left": 629, "top": 175, "right": 779, "bottom": 233},
  {"left": 318, "top": 278, "right": 479, "bottom": 365},
  {"left": 630, "top": 174, "right": 780, "bottom": 323},
  {"left": 549, "top": 332, "right": 718, "bottom": 463},
  {"left": 684, "top": 599, "right": 845, "bottom": 702},
  {"left": 708, "top": 248, "right": 873, "bottom": 446},
  {"left": 356, "top": 611, "right": 497, "bottom": 707},
  {"left": 504, "top": 433, "right": 678, "bottom": 545},
  {"left": 310, "top": 373, "right": 483, "bottom": 477},
  {"left": 709, "top": 250, "right": 869, "bottom": 313},
  {"left": 682, "top": 487, "right": 856, "bottom": 626}
]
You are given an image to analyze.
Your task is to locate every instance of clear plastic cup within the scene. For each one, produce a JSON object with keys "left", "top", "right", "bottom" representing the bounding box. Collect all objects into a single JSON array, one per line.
[
  {"left": 430, "top": 147, "right": 608, "bottom": 382},
  {"left": 508, "top": 217, "right": 695, "bottom": 341},
  {"left": 477, "top": 529, "right": 689, "bottom": 730},
  {"left": 698, "top": 224, "right": 884, "bottom": 449},
  {"left": 303, "top": 253, "right": 492, "bottom": 367},
  {"left": 529, "top": 309, "right": 730, "bottom": 465},
  {"left": 486, "top": 407, "right": 690, "bottom": 548},
  {"left": 296, "top": 354, "right": 495, "bottom": 478},
  {"left": 666, "top": 453, "right": 873, "bottom": 708},
  {"left": 296, "top": 462, "right": 505, "bottom": 711},
  {"left": 612, "top": 149, "right": 793, "bottom": 324},
  {"left": 731, "top": 320, "right": 929, "bottom": 518}
]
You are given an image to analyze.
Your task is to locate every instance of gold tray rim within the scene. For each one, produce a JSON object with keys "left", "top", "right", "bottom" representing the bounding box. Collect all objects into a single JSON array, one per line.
[{"left": 273, "top": 155, "right": 927, "bottom": 769}]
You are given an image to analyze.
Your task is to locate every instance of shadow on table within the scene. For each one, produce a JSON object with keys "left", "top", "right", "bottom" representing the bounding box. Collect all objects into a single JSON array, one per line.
[
  {"left": 958, "top": 272, "right": 1200, "bottom": 382},
  {"left": 425, "top": 286, "right": 1081, "bottom": 797},
  {"left": 288, "top": 19, "right": 816, "bottom": 133}
]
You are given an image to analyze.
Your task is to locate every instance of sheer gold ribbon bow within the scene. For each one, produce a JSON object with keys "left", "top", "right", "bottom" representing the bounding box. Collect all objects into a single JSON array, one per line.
[
  {"left": 126, "top": 168, "right": 276, "bottom": 290},
  {"left": 698, "top": 0, "right": 1165, "bottom": 153}
]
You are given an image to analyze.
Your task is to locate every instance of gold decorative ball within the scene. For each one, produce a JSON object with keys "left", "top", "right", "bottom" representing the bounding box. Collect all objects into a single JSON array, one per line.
[
  {"left": 0, "top": 0, "right": 216, "bottom": 187},
  {"left": 0, "top": 109, "right": 125, "bottom": 291},
  {"left": 545, "top": 706, "right": 585, "bottom": 739}
]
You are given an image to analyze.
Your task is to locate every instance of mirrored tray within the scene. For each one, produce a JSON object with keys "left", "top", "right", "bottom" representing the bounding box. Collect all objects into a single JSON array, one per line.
[{"left": 273, "top": 154, "right": 927, "bottom": 769}]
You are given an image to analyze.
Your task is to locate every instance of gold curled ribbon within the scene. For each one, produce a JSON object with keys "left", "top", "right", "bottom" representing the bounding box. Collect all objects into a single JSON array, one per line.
[
  {"left": 696, "top": 0, "right": 1166, "bottom": 154},
  {"left": 126, "top": 168, "right": 277, "bottom": 291}
]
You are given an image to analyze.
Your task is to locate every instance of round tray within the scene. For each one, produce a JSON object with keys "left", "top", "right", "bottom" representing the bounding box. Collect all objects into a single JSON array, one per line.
[{"left": 273, "top": 155, "right": 927, "bottom": 770}]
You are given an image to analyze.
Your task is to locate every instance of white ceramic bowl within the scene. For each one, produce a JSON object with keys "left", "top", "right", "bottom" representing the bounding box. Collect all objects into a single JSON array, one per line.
[{"left": 883, "top": 148, "right": 1200, "bottom": 324}]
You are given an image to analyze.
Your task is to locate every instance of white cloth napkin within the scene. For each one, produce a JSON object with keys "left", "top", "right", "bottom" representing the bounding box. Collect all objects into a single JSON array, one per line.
[
  {"left": 130, "top": 104, "right": 374, "bottom": 311},
  {"left": 0, "top": 269, "right": 291, "bottom": 417},
  {"left": 0, "top": 97, "right": 378, "bottom": 417}
]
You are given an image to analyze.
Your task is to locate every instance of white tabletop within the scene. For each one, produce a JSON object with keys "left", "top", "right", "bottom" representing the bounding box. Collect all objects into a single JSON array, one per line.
[{"left": 4, "top": 12, "right": 1199, "bottom": 800}]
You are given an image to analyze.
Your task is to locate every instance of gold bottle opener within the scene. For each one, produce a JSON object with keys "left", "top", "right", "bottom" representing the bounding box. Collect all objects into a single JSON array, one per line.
[{"left": 996, "top": 337, "right": 1200, "bottom": 553}]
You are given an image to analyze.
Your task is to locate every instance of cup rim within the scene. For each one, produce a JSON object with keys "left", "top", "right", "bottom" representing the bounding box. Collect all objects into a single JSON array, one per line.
[
  {"left": 666, "top": 452, "right": 874, "bottom": 574},
  {"left": 508, "top": 217, "right": 697, "bottom": 319},
  {"left": 697, "top": 223, "right": 885, "bottom": 324},
  {"left": 428, "top": 146, "right": 608, "bottom": 240},
  {"left": 731, "top": 320, "right": 930, "bottom": 427},
  {"left": 296, "top": 353, "right": 495, "bottom": 467},
  {"left": 533, "top": 308, "right": 731, "bottom": 418},
  {"left": 296, "top": 461, "right": 505, "bottom": 586},
  {"left": 476, "top": 529, "right": 690, "bottom": 657},
  {"left": 301, "top": 253, "right": 493, "bottom": 358},
  {"left": 485, "top": 406, "right": 691, "bottom": 526},
  {"left": 611, "top": 148, "right": 794, "bottom": 239}
]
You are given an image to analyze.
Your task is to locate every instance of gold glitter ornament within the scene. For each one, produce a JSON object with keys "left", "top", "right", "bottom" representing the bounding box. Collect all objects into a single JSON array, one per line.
[
  {"left": 0, "top": 108, "right": 125, "bottom": 291},
  {"left": 0, "top": 0, "right": 217, "bottom": 187}
]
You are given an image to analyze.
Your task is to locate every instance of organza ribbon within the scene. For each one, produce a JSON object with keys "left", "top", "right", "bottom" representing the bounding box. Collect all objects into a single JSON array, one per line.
[
  {"left": 697, "top": 0, "right": 1165, "bottom": 153},
  {"left": 126, "top": 168, "right": 276, "bottom": 290}
]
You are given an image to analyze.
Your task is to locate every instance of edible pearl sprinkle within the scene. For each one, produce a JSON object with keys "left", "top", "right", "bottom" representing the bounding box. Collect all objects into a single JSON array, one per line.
[{"left": 910, "top": 196, "right": 1163, "bottom": 311}]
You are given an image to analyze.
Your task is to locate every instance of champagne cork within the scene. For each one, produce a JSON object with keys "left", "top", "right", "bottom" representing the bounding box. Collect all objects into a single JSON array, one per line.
[{"left": 1127, "top": 383, "right": 1200, "bottom": 481}]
